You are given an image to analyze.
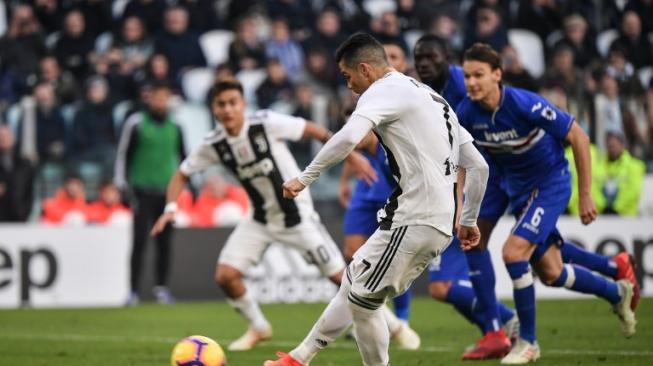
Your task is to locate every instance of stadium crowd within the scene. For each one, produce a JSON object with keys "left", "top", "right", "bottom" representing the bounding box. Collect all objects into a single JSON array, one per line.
[{"left": 0, "top": 0, "right": 652, "bottom": 224}]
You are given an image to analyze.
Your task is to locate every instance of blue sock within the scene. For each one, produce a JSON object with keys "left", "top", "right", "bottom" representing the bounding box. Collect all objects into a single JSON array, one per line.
[
  {"left": 551, "top": 264, "right": 621, "bottom": 304},
  {"left": 506, "top": 261, "right": 536, "bottom": 343},
  {"left": 393, "top": 287, "right": 412, "bottom": 321},
  {"left": 561, "top": 242, "right": 618, "bottom": 278},
  {"left": 498, "top": 303, "right": 515, "bottom": 325},
  {"left": 465, "top": 250, "right": 501, "bottom": 332},
  {"left": 446, "top": 281, "right": 484, "bottom": 333}
]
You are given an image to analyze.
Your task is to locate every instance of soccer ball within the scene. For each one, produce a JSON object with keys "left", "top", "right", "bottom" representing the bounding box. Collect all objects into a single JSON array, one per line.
[{"left": 171, "top": 335, "right": 226, "bottom": 366}]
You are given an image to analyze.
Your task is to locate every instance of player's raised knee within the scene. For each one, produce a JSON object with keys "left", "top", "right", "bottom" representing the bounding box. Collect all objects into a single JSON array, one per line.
[
  {"left": 215, "top": 265, "right": 242, "bottom": 287},
  {"left": 428, "top": 281, "right": 452, "bottom": 301}
]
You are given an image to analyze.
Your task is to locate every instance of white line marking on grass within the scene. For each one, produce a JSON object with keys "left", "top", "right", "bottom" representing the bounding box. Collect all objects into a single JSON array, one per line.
[{"left": 1, "top": 333, "right": 651, "bottom": 357}]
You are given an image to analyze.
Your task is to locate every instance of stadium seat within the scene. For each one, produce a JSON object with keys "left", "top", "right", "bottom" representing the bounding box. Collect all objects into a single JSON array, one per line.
[
  {"left": 508, "top": 29, "right": 545, "bottom": 78},
  {"left": 236, "top": 69, "right": 267, "bottom": 109},
  {"left": 0, "top": 1, "right": 7, "bottom": 37},
  {"left": 112, "top": 100, "right": 133, "bottom": 132},
  {"left": 596, "top": 29, "right": 619, "bottom": 57},
  {"left": 637, "top": 66, "right": 652, "bottom": 88},
  {"left": 199, "top": 30, "right": 235, "bottom": 67},
  {"left": 95, "top": 31, "right": 113, "bottom": 54},
  {"left": 181, "top": 67, "right": 215, "bottom": 104},
  {"left": 171, "top": 102, "right": 213, "bottom": 153},
  {"left": 404, "top": 29, "right": 424, "bottom": 53},
  {"left": 363, "top": 0, "right": 396, "bottom": 18},
  {"left": 6, "top": 103, "right": 21, "bottom": 136},
  {"left": 545, "top": 30, "right": 564, "bottom": 49},
  {"left": 45, "top": 31, "right": 60, "bottom": 50},
  {"left": 111, "top": 0, "right": 129, "bottom": 19}
]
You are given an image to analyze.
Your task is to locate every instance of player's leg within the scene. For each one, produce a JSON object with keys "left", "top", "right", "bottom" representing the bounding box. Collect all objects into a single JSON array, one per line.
[
  {"left": 215, "top": 220, "right": 273, "bottom": 351},
  {"left": 561, "top": 241, "right": 640, "bottom": 308},
  {"left": 533, "top": 241, "right": 636, "bottom": 338},
  {"left": 152, "top": 193, "right": 175, "bottom": 304},
  {"left": 127, "top": 189, "right": 152, "bottom": 305}
]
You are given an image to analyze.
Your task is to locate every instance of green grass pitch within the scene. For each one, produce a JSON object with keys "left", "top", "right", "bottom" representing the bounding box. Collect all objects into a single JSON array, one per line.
[{"left": 0, "top": 298, "right": 651, "bottom": 365}]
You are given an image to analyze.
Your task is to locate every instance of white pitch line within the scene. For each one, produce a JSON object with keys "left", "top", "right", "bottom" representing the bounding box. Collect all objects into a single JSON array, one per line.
[{"left": 0, "top": 333, "right": 651, "bottom": 357}]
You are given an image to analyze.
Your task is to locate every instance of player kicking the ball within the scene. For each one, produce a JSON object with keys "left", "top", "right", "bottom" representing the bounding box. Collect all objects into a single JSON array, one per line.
[{"left": 265, "top": 33, "right": 489, "bottom": 366}]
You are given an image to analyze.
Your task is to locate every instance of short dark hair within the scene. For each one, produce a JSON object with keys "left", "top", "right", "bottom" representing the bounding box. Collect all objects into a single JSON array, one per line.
[
  {"left": 463, "top": 43, "right": 502, "bottom": 71},
  {"left": 415, "top": 34, "right": 449, "bottom": 55},
  {"left": 335, "top": 32, "right": 388, "bottom": 67},
  {"left": 149, "top": 79, "right": 172, "bottom": 92},
  {"left": 208, "top": 78, "right": 244, "bottom": 102}
]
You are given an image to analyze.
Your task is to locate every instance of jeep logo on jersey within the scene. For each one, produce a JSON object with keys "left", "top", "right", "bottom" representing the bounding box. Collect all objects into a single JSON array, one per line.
[
  {"left": 218, "top": 144, "right": 232, "bottom": 161},
  {"left": 253, "top": 133, "right": 268, "bottom": 153},
  {"left": 236, "top": 158, "right": 274, "bottom": 180},
  {"left": 484, "top": 129, "right": 519, "bottom": 142}
]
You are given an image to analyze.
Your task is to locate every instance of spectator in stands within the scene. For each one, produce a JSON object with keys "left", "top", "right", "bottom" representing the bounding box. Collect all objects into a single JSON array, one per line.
[
  {"left": 154, "top": 6, "right": 206, "bottom": 79},
  {"left": 466, "top": 0, "right": 511, "bottom": 28},
  {"left": 515, "top": 0, "right": 562, "bottom": 42},
  {"left": 191, "top": 175, "right": 248, "bottom": 227},
  {"left": 73, "top": 0, "right": 113, "bottom": 40},
  {"left": 139, "top": 53, "right": 179, "bottom": 94},
  {"left": 326, "top": 0, "right": 371, "bottom": 35},
  {"left": 54, "top": 9, "right": 94, "bottom": 82},
  {"left": 72, "top": 76, "right": 116, "bottom": 170},
  {"left": 429, "top": 14, "right": 463, "bottom": 55},
  {"left": 602, "top": 131, "right": 646, "bottom": 216},
  {"left": 0, "top": 125, "right": 34, "bottom": 222},
  {"left": 42, "top": 174, "right": 87, "bottom": 225},
  {"left": 0, "top": 57, "right": 21, "bottom": 111},
  {"left": 177, "top": 0, "right": 221, "bottom": 33},
  {"left": 93, "top": 47, "right": 139, "bottom": 103},
  {"left": 116, "top": 16, "right": 154, "bottom": 74},
  {"left": 296, "top": 47, "right": 339, "bottom": 95},
  {"left": 647, "top": 77, "right": 653, "bottom": 165},
  {"left": 267, "top": 0, "right": 314, "bottom": 36},
  {"left": 605, "top": 44, "right": 645, "bottom": 98},
  {"left": 86, "top": 182, "right": 132, "bottom": 225},
  {"left": 541, "top": 45, "right": 592, "bottom": 130},
  {"left": 114, "top": 81, "right": 185, "bottom": 306},
  {"left": 610, "top": 11, "right": 653, "bottom": 70},
  {"left": 501, "top": 45, "right": 539, "bottom": 91},
  {"left": 39, "top": 56, "right": 78, "bottom": 105},
  {"left": 371, "top": 11, "right": 409, "bottom": 53},
  {"left": 265, "top": 17, "right": 305, "bottom": 80},
  {"left": 624, "top": 0, "right": 653, "bottom": 35},
  {"left": 464, "top": 5, "right": 509, "bottom": 51},
  {"left": 396, "top": 0, "right": 422, "bottom": 31},
  {"left": 0, "top": 3, "right": 46, "bottom": 94},
  {"left": 553, "top": 14, "right": 598, "bottom": 69},
  {"left": 17, "top": 82, "right": 67, "bottom": 164},
  {"left": 290, "top": 83, "right": 316, "bottom": 167},
  {"left": 255, "top": 59, "right": 295, "bottom": 109},
  {"left": 303, "top": 8, "right": 347, "bottom": 64},
  {"left": 122, "top": 0, "right": 166, "bottom": 36},
  {"left": 594, "top": 73, "right": 625, "bottom": 152},
  {"left": 33, "top": 0, "right": 64, "bottom": 35},
  {"left": 228, "top": 16, "right": 266, "bottom": 72}
]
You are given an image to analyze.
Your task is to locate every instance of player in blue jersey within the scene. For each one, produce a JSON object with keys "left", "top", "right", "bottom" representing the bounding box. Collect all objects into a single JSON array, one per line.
[
  {"left": 413, "top": 34, "right": 519, "bottom": 350},
  {"left": 338, "top": 40, "right": 420, "bottom": 349},
  {"left": 457, "top": 43, "right": 637, "bottom": 364}
]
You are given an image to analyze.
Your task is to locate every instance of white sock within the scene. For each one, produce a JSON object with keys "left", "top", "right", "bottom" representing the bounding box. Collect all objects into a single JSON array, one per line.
[
  {"left": 350, "top": 302, "right": 390, "bottom": 366},
  {"left": 227, "top": 292, "right": 270, "bottom": 332},
  {"left": 290, "top": 280, "right": 353, "bottom": 364},
  {"left": 381, "top": 304, "right": 402, "bottom": 334}
]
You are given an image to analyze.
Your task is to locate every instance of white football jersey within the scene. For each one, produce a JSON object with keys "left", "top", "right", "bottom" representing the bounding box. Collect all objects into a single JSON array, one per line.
[
  {"left": 180, "top": 110, "right": 315, "bottom": 228},
  {"left": 352, "top": 71, "right": 474, "bottom": 235}
]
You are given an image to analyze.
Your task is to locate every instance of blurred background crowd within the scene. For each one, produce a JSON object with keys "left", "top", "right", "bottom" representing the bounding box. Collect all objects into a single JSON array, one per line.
[{"left": 0, "top": 0, "right": 652, "bottom": 226}]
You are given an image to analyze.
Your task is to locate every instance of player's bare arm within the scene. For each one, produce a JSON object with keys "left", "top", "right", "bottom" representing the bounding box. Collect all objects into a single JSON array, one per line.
[
  {"left": 565, "top": 121, "right": 598, "bottom": 225},
  {"left": 150, "top": 170, "right": 189, "bottom": 236}
]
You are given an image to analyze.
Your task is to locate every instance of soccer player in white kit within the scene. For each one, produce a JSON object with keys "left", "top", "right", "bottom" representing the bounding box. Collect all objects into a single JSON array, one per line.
[
  {"left": 265, "top": 33, "right": 490, "bottom": 366},
  {"left": 151, "top": 79, "right": 418, "bottom": 352}
]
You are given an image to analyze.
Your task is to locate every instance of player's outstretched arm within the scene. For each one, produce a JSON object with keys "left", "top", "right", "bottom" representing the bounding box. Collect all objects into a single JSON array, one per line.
[
  {"left": 150, "top": 170, "right": 189, "bottom": 236},
  {"left": 303, "top": 121, "right": 377, "bottom": 185},
  {"left": 283, "top": 116, "right": 375, "bottom": 199},
  {"left": 566, "top": 121, "right": 597, "bottom": 225},
  {"left": 457, "top": 142, "right": 489, "bottom": 250}
]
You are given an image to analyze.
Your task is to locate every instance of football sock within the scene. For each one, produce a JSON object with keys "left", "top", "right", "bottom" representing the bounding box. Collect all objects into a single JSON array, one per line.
[
  {"left": 350, "top": 299, "right": 390, "bottom": 366},
  {"left": 466, "top": 250, "right": 501, "bottom": 332},
  {"left": 561, "top": 242, "right": 618, "bottom": 278},
  {"left": 392, "top": 288, "right": 412, "bottom": 322},
  {"left": 446, "top": 281, "right": 484, "bottom": 332},
  {"left": 227, "top": 292, "right": 270, "bottom": 332},
  {"left": 551, "top": 264, "right": 621, "bottom": 304},
  {"left": 498, "top": 302, "right": 516, "bottom": 325},
  {"left": 506, "top": 261, "right": 536, "bottom": 343},
  {"left": 290, "top": 280, "right": 353, "bottom": 364},
  {"left": 381, "top": 304, "right": 403, "bottom": 334}
]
